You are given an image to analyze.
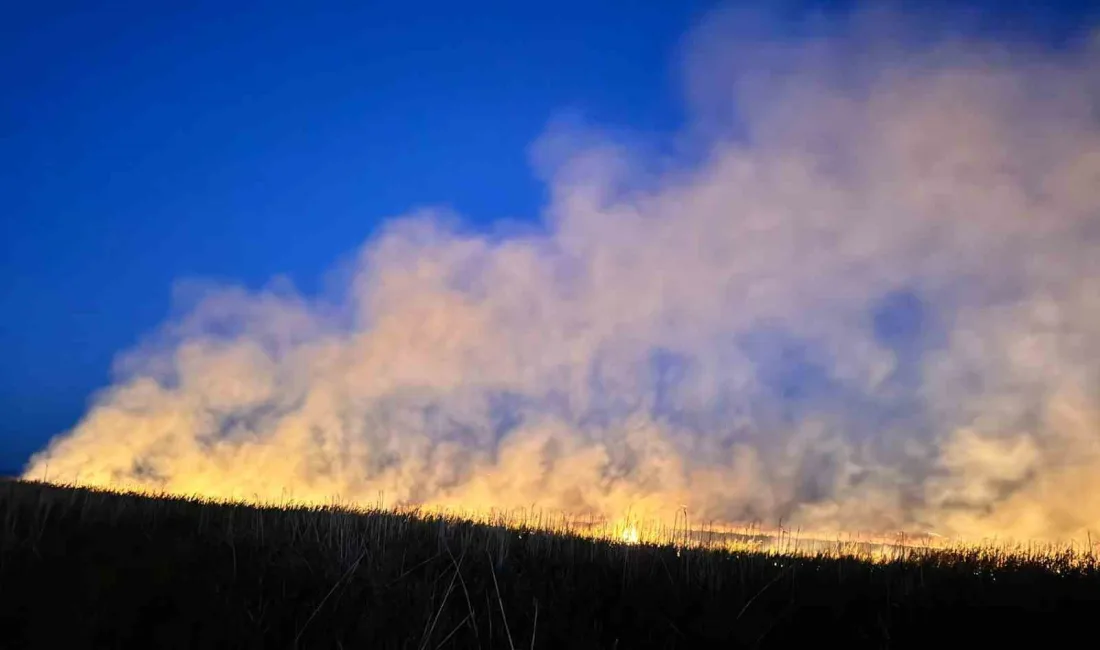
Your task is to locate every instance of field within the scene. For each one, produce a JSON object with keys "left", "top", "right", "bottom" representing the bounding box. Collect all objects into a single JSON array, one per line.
[{"left": 1, "top": 480, "right": 1097, "bottom": 648}]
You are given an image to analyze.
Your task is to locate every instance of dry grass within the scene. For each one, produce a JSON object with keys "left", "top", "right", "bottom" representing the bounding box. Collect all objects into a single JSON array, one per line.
[{"left": 2, "top": 479, "right": 1097, "bottom": 648}]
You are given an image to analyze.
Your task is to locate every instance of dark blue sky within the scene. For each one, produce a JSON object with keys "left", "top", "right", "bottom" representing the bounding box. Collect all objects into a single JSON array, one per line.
[{"left": 2, "top": 0, "right": 1097, "bottom": 472}]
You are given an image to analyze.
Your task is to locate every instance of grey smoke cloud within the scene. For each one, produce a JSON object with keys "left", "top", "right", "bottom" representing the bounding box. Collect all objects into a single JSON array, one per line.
[{"left": 26, "top": 8, "right": 1100, "bottom": 541}]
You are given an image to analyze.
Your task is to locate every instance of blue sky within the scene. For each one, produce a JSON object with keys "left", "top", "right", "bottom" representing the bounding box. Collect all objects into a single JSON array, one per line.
[{"left": 2, "top": 0, "right": 1097, "bottom": 473}]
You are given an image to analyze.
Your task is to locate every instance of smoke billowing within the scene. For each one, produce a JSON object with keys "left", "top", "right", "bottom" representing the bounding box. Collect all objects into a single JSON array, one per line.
[{"left": 25, "top": 8, "right": 1100, "bottom": 541}]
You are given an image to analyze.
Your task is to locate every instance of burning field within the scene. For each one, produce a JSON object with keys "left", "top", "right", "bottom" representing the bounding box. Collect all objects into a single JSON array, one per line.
[
  {"left": 6, "top": 5, "right": 1100, "bottom": 647},
  {"left": 3, "top": 479, "right": 1098, "bottom": 648}
]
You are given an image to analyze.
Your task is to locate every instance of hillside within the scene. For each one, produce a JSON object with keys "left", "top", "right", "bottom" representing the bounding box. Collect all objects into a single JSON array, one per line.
[{"left": 1, "top": 480, "right": 1095, "bottom": 648}]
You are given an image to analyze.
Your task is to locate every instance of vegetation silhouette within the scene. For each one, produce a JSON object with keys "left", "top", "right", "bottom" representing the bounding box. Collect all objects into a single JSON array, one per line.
[{"left": 2, "top": 480, "right": 1096, "bottom": 648}]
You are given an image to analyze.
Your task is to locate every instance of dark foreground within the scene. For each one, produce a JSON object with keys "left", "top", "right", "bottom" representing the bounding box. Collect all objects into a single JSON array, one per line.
[{"left": 1, "top": 480, "right": 1096, "bottom": 648}]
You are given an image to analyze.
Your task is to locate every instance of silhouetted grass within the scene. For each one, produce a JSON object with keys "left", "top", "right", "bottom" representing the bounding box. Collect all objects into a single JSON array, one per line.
[{"left": 1, "top": 480, "right": 1096, "bottom": 648}]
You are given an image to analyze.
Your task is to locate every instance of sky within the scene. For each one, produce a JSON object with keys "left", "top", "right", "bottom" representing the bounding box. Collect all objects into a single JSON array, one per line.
[
  {"left": 2, "top": 0, "right": 1099, "bottom": 491},
  {"left": 3, "top": 0, "right": 724, "bottom": 469}
]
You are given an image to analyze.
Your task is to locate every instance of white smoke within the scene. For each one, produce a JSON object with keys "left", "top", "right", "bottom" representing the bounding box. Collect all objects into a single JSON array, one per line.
[{"left": 26, "top": 8, "right": 1100, "bottom": 540}]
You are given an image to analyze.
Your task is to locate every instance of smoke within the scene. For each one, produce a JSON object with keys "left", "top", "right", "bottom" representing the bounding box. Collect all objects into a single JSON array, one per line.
[{"left": 25, "top": 8, "right": 1100, "bottom": 541}]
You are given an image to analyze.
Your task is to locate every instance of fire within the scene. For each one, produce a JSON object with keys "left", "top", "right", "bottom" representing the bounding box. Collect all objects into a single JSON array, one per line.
[{"left": 620, "top": 523, "right": 641, "bottom": 545}]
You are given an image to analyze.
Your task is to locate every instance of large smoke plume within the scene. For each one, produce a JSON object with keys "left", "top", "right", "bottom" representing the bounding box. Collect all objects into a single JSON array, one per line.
[{"left": 26, "top": 8, "right": 1100, "bottom": 541}]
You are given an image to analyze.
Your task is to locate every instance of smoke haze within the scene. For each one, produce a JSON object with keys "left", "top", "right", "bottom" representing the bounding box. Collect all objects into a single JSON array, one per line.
[{"left": 26, "top": 8, "right": 1100, "bottom": 541}]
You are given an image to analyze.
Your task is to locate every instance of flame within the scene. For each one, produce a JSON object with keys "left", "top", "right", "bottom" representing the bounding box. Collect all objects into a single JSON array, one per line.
[{"left": 620, "top": 523, "right": 641, "bottom": 545}]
